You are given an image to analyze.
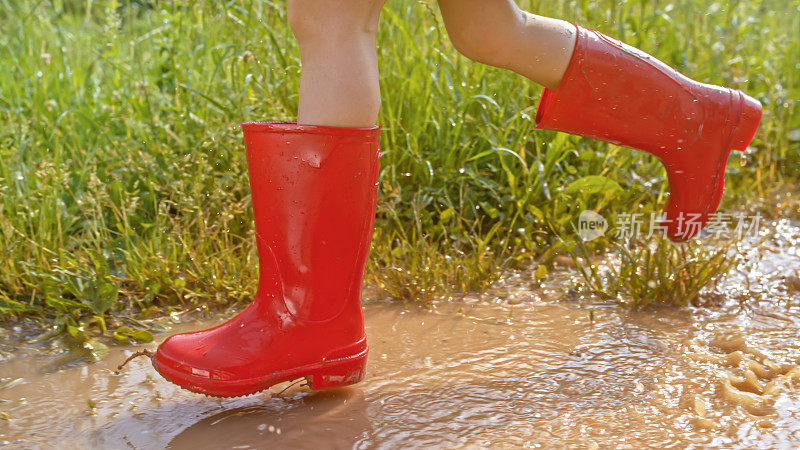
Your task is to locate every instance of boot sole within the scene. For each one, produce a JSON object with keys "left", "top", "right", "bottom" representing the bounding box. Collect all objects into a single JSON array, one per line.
[{"left": 152, "top": 348, "right": 368, "bottom": 398}]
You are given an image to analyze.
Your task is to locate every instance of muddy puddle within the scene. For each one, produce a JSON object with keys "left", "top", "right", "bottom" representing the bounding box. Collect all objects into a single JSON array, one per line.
[{"left": 1, "top": 219, "right": 799, "bottom": 449}]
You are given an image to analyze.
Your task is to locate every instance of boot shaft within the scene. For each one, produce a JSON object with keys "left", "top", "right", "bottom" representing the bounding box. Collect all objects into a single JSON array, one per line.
[
  {"left": 536, "top": 25, "right": 736, "bottom": 160},
  {"left": 241, "top": 122, "right": 381, "bottom": 322}
]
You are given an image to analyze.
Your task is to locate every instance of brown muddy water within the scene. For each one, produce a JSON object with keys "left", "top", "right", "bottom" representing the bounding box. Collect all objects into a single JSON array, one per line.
[{"left": 1, "top": 220, "right": 799, "bottom": 449}]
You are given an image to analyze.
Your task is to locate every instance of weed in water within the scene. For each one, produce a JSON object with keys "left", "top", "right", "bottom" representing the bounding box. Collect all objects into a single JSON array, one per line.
[{"left": 565, "top": 235, "right": 739, "bottom": 308}]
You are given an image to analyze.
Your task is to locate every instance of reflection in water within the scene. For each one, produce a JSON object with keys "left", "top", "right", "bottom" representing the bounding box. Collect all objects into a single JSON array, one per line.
[
  {"left": 166, "top": 389, "right": 372, "bottom": 449},
  {"left": 0, "top": 221, "right": 798, "bottom": 448}
]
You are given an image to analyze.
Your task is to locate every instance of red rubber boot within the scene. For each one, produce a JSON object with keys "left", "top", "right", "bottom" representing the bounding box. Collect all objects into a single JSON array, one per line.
[
  {"left": 536, "top": 25, "right": 762, "bottom": 241},
  {"left": 153, "top": 122, "right": 381, "bottom": 397}
]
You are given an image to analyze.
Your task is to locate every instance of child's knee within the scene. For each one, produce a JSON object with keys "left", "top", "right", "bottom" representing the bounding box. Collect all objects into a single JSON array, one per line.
[
  {"left": 449, "top": 24, "right": 521, "bottom": 67},
  {"left": 288, "top": 0, "right": 385, "bottom": 41},
  {"left": 448, "top": 30, "right": 503, "bottom": 66},
  {"left": 440, "top": 4, "right": 524, "bottom": 67}
]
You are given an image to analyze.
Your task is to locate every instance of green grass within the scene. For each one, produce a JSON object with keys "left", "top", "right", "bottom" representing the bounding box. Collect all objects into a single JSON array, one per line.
[
  {"left": 565, "top": 236, "right": 740, "bottom": 308},
  {"left": 0, "top": 0, "right": 798, "bottom": 337}
]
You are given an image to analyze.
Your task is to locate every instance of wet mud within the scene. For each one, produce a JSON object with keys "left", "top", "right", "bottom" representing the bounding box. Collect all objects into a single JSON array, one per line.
[{"left": 0, "top": 221, "right": 798, "bottom": 448}]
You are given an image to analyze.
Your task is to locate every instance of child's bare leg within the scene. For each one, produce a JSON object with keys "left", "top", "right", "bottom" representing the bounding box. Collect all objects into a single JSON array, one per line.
[
  {"left": 436, "top": 0, "right": 576, "bottom": 90},
  {"left": 288, "top": 0, "right": 386, "bottom": 127}
]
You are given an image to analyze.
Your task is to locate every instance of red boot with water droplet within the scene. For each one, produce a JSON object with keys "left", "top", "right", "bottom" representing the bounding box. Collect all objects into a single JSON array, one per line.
[
  {"left": 152, "top": 122, "right": 380, "bottom": 397},
  {"left": 536, "top": 24, "right": 762, "bottom": 241}
]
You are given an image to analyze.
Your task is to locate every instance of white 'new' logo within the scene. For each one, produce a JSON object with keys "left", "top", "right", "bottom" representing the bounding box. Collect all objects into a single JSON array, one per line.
[{"left": 577, "top": 210, "right": 607, "bottom": 241}]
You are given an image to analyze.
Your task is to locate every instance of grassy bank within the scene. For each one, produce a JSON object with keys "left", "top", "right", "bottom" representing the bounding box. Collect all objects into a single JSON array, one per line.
[{"left": 1, "top": 0, "right": 798, "bottom": 335}]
